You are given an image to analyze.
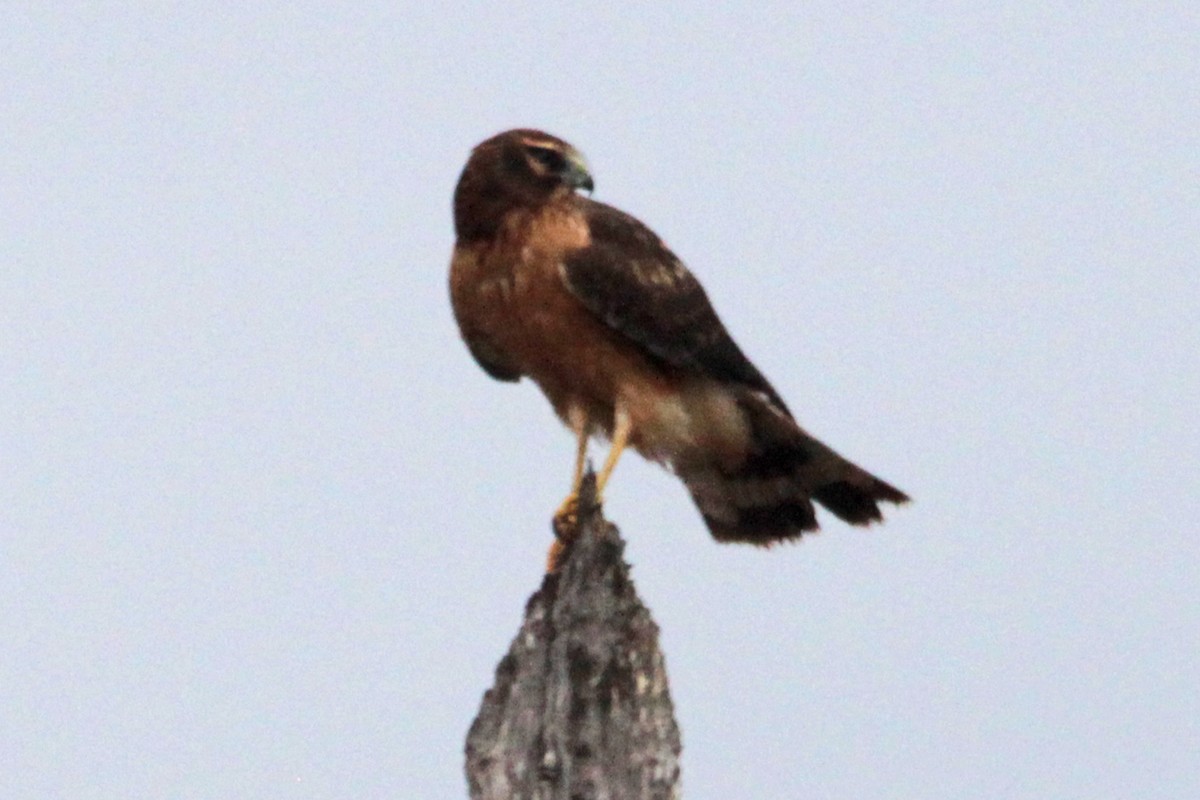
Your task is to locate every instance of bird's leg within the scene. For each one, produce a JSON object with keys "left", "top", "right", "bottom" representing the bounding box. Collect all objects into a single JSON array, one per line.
[
  {"left": 550, "top": 407, "right": 590, "bottom": 568},
  {"left": 595, "top": 402, "right": 632, "bottom": 499},
  {"left": 566, "top": 408, "right": 590, "bottom": 500},
  {"left": 548, "top": 403, "right": 631, "bottom": 573}
]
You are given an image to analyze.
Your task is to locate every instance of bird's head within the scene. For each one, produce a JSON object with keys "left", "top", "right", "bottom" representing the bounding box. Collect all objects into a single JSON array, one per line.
[{"left": 454, "top": 129, "right": 593, "bottom": 240}]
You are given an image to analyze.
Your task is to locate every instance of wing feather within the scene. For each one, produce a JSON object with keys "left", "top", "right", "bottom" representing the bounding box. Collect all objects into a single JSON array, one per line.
[{"left": 562, "top": 201, "right": 790, "bottom": 414}]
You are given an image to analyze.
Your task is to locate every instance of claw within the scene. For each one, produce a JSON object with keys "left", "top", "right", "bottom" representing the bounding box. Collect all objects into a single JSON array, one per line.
[
  {"left": 547, "top": 492, "right": 582, "bottom": 572},
  {"left": 552, "top": 491, "right": 581, "bottom": 537}
]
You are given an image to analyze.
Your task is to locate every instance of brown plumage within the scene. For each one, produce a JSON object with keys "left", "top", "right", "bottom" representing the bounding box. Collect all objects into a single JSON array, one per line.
[{"left": 449, "top": 128, "right": 907, "bottom": 549}]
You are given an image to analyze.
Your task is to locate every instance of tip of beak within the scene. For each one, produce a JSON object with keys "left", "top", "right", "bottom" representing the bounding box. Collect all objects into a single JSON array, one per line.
[{"left": 565, "top": 151, "right": 594, "bottom": 194}]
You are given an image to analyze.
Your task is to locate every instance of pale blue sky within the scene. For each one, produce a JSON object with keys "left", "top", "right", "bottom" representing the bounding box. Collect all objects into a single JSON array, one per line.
[{"left": 3, "top": 3, "right": 1197, "bottom": 798}]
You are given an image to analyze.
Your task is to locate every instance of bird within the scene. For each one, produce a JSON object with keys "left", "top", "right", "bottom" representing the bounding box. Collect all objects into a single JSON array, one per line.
[{"left": 449, "top": 128, "right": 907, "bottom": 567}]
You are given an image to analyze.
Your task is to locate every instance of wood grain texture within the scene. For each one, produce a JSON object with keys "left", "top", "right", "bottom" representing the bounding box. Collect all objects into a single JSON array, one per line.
[{"left": 465, "top": 475, "right": 681, "bottom": 800}]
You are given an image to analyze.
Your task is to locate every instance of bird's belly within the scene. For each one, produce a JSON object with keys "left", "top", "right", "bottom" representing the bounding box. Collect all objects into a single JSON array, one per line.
[
  {"left": 509, "top": 271, "right": 665, "bottom": 426},
  {"left": 456, "top": 257, "right": 749, "bottom": 468}
]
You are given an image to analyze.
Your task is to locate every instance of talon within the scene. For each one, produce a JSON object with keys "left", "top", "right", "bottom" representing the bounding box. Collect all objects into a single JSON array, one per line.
[
  {"left": 547, "top": 492, "right": 583, "bottom": 573},
  {"left": 552, "top": 493, "right": 581, "bottom": 541}
]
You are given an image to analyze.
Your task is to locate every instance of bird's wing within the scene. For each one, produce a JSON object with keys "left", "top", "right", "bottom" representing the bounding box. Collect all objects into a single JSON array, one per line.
[{"left": 561, "top": 200, "right": 789, "bottom": 415}]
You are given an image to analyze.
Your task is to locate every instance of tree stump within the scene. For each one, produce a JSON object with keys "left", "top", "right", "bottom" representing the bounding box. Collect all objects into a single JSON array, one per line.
[{"left": 465, "top": 474, "right": 682, "bottom": 799}]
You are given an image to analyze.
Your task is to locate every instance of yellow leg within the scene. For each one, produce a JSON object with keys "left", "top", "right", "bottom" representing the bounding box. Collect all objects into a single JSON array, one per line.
[
  {"left": 548, "top": 403, "right": 631, "bottom": 573},
  {"left": 551, "top": 408, "right": 590, "bottom": 562},
  {"left": 566, "top": 407, "right": 589, "bottom": 497},
  {"left": 595, "top": 403, "right": 631, "bottom": 499}
]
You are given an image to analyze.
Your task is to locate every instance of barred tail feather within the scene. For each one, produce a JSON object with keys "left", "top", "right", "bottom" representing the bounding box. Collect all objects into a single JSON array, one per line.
[{"left": 680, "top": 392, "right": 909, "bottom": 545}]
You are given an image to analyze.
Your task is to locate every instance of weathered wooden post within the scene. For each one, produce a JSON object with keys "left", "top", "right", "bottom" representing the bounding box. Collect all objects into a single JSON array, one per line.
[{"left": 465, "top": 475, "right": 682, "bottom": 799}]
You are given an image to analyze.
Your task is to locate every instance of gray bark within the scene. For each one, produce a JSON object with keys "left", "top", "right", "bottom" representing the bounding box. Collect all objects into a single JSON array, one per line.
[{"left": 465, "top": 475, "right": 682, "bottom": 799}]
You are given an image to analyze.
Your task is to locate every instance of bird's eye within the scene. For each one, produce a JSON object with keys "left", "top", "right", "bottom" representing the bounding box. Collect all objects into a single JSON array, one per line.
[{"left": 525, "top": 145, "right": 567, "bottom": 172}]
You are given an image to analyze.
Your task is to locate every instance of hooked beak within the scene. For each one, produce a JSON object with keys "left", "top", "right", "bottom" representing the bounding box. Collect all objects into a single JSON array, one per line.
[{"left": 564, "top": 152, "right": 594, "bottom": 193}]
